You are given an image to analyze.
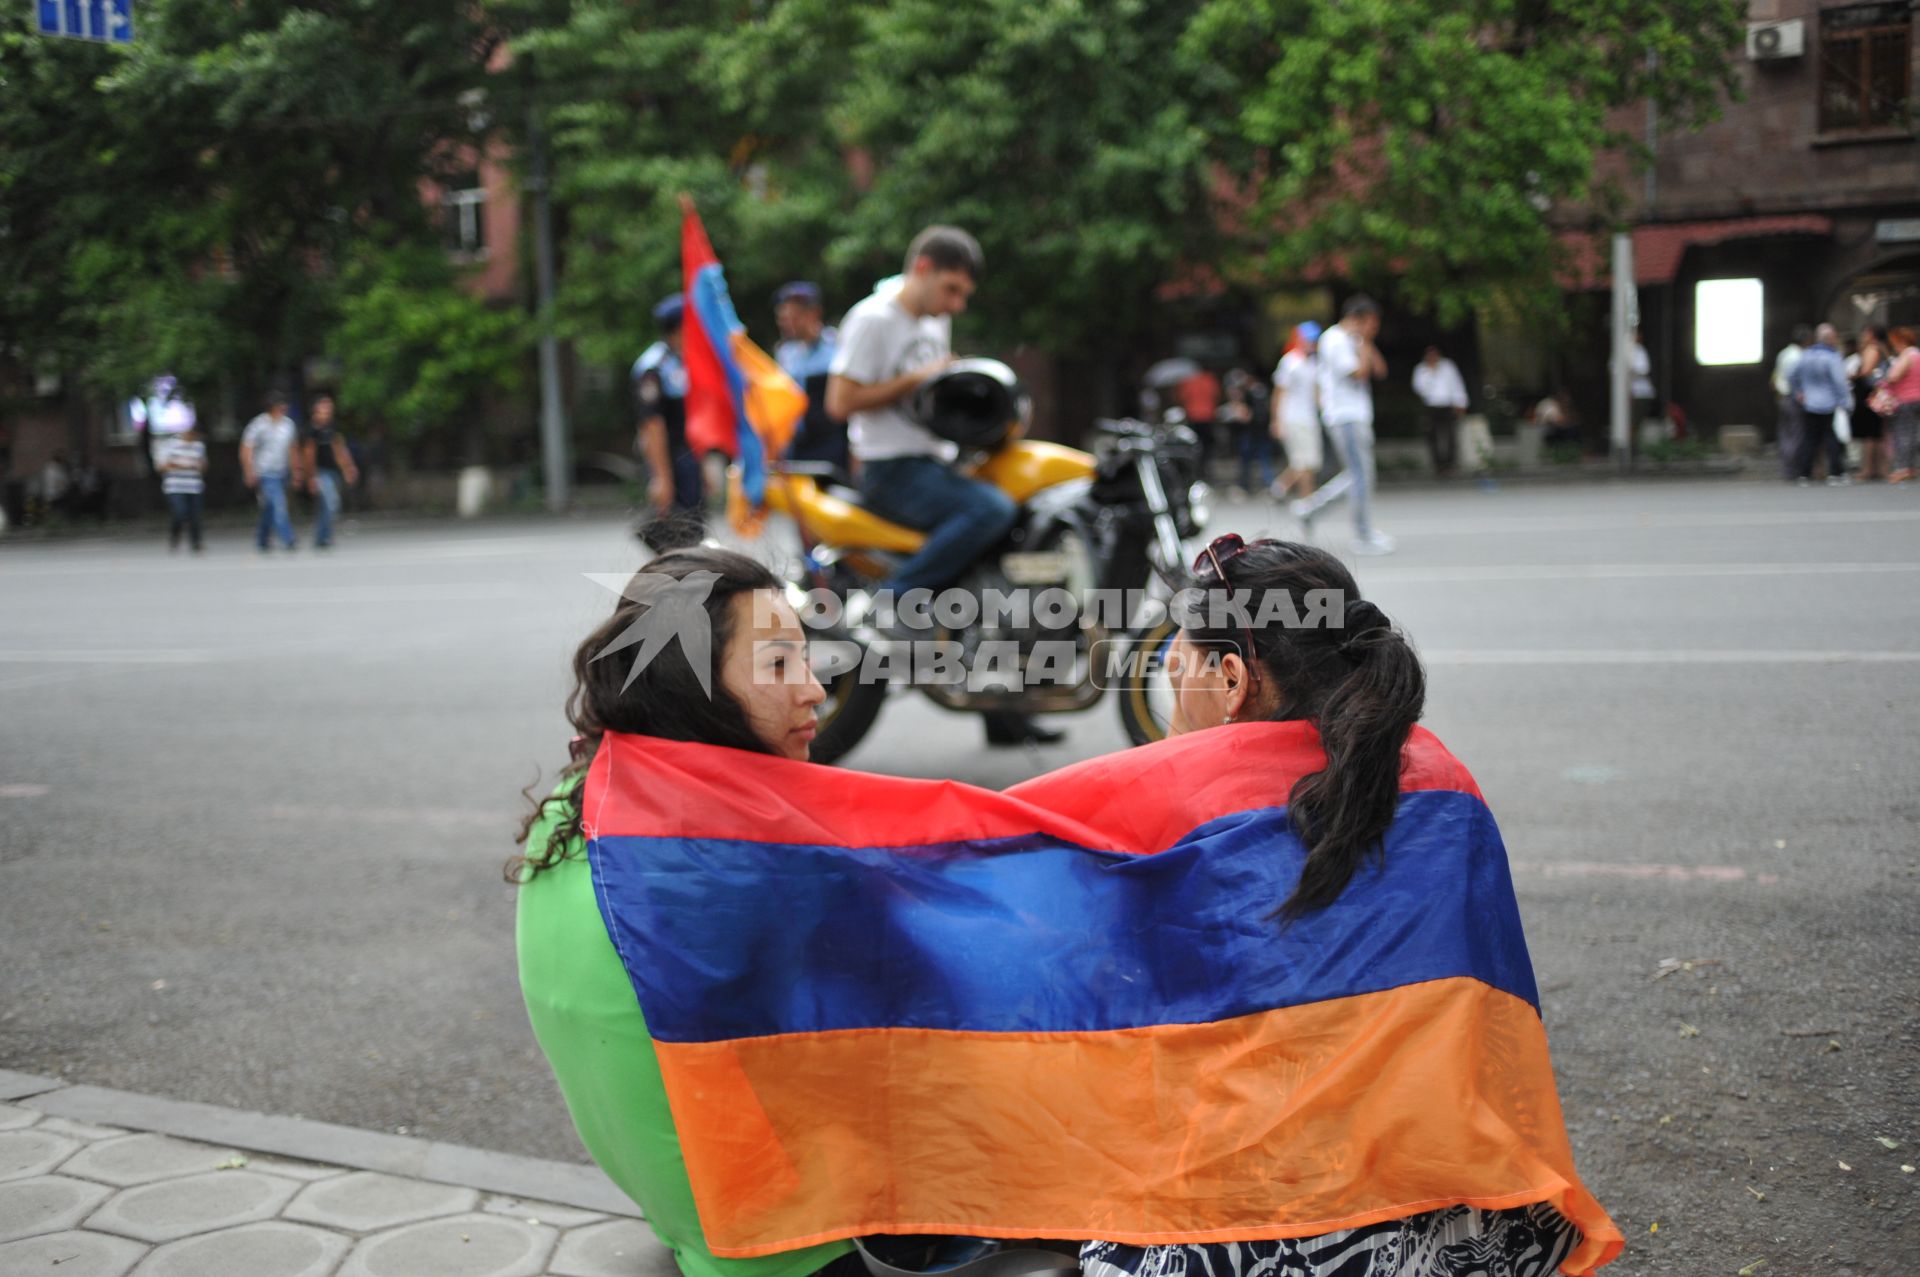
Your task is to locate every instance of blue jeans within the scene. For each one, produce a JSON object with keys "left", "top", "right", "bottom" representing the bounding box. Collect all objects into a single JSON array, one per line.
[
  {"left": 255, "top": 474, "right": 294, "bottom": 549},
  {"left": 1297, "top": 418, "right": 1376, "bottom": 540},
  {"left": 858, "top": 456, "right": 1017, "bottom": 594},
  {"left": 312, "top": 472, "right": 342, "bottom": 546}
]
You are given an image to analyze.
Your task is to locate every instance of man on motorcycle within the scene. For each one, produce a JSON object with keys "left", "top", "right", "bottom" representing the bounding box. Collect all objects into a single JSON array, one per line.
[{"left": 825, "top": 226, "right": 1062, "bottom": 747}]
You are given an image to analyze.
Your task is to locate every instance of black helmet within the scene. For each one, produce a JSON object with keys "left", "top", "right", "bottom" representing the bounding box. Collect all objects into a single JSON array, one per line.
[{"left": 908, "top": 358, "right": 1029, "bottom": 450}]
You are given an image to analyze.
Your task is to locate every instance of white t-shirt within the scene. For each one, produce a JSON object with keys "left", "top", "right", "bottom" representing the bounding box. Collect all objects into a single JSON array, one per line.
[
  {"left": 1412, "top": 358, "right": 1468, "bottom": 409},
  {"left": 829, "top": 290, "right": 955, "bottom": 462},
  {"left": 1272, "top": 350, "right": 1319, "bottom": 427},
  {"left": 242, "top": 414, "right": 298, "bottom": 476},
  {"left": 1317, "top": 325, "right": 1373, "bottom": 426},
  {"left": 1629, "top": 343, "right": 1654, "bottom": 401}
]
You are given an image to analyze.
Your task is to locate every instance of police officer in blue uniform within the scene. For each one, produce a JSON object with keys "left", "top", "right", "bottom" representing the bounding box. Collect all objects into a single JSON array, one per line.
[
  {"left": 632, "top": 294, "right": 704, "bottom": 549},
  {"left": 772, "top": 281, "right": 849, "bottom": 475}
]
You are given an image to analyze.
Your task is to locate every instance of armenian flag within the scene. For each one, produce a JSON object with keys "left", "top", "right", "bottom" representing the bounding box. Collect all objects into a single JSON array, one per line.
[
  {"left": 580, "top": 722, "right": 1624, "bottom": 1273},
  {"left": 679, "top": 200, "right": 806, "bottom": 505}
]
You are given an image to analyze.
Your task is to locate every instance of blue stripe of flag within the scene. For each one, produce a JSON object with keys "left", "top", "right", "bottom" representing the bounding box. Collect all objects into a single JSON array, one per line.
[{"left": 589, "top": 789, "right": 1539, "bottom": 1044}]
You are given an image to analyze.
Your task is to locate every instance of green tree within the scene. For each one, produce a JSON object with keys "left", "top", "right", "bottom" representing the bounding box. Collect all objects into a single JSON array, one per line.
[
  {"left": 2, "top": 2, "right": 506, "bottom": 413},
  {"left": 331, "top": 241, "right": 528, "bottom": 454},
  {"left": 829, "top": 0, "right": 1216, "bottom": 355},
  {"left": 1185, "top": 0, "right": 1746, "bottom": 323},
  {"left": 491, "top": 0, "right": 868, "bottom": 369}
]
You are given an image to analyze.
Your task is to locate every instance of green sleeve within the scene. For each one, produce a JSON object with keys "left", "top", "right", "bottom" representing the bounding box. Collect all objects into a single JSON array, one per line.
[{"left": 515, "top": 798, "right": 851, "bottom": 1277}]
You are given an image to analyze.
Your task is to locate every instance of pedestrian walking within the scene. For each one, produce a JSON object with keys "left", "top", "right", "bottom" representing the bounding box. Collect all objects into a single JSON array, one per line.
[
  {"left": 1788, "top": 323, "right": 1851, "bottom": 485},
  {"left": 1221, "top": 368, "right": 1275, "bottom": 496},
  {"left": 300, "top": 393, "right": 359, "bottom": 549},
  {"left": 773, "top": 281, "right": 849, "bottom": 475},
  {"left": 1291, "top": 296, "right": 1393, "bottom": 555},
  {"left": 1269, "top": 323, "right": 1322, "bottom": 501},
  {"left": 1773, "top": 325, "right": 1812, "bottom": 479},
  {"left": 1882, "top": 327, "right": 1920, "bottom": 484},
  {"left": 1411, "top": 346, "right": 1468, "bottom": 475},
  {"left": 157, "top": 426, "right": 206, "bottom": 553},
  {"left": 240, "top": 391, "right": 300, "bottom": 552}
]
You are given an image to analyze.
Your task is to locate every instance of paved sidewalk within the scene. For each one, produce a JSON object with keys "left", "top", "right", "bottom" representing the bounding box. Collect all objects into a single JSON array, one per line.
[{"left": 0, "top": 1069, "right": 669, "bottom": 1277}]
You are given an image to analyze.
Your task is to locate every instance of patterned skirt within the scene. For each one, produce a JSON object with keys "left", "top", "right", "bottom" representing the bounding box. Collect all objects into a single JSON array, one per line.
[{"left": 1080, "top": 1203, "right": 1580, "bottom": 1277}]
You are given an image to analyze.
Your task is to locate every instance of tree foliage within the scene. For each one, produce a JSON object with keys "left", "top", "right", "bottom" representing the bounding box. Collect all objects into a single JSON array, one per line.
[
  {"left": 1, "top": 1, "right": 501, "bottom": 408},
  {"left": 1184, "top": 0, "right": 1746, "bottom": 323},
  {"left": 3, "top": 0, "right": 1749, "bottom": 448},
  {"left": 331, "top": 242, "right": 527, "bottom": 442}
]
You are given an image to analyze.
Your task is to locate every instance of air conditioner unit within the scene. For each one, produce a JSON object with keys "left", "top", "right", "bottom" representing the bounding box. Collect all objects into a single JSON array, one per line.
[{"left": 1748, "top": 19, "right": 1805, "bottom": 61}]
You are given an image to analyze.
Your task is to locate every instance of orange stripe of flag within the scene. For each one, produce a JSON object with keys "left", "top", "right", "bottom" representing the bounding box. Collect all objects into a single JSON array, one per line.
[{"left": 654, "top": 977, "right": 1622, "bottom": 1272}]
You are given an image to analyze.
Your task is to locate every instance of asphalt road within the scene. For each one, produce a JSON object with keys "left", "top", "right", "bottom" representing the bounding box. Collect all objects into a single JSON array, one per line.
[{"left": 2, "top": 477, "right": 1916, "bottom": 1273}]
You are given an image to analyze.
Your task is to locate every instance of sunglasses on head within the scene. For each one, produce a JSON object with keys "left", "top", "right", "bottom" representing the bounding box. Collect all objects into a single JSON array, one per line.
[{"left": 1191, "top": 533, "right": 1278, "bottom": 694}]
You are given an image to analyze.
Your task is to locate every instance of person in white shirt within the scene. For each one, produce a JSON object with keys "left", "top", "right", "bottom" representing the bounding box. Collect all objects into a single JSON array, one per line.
[
  {"left": 1291, "top": 296, "right": 1394, "bottom": 556},
  {"left": 239, "top": 390, "right": 301, "bottom": 552},
  {"left": 825, "top": 225, "right": 1010, "bottom": 597},
  {"left": 1772, "top": 325, "right": 1812, "bottom": 479},
  {"left": 1411, "top": 346, "right": 1468, "bottom": 476},
  {"left": 826, "top": 226, "right": 1058, "bottom": 748},
  {"left": 1270, "top": 322, "right": 1323, "bottom": 500}
]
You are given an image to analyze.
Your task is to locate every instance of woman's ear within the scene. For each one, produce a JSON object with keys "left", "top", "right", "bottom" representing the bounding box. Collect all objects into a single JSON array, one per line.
[{"left": 1221, "top": 652, "right": 1251, "bottom": 721}]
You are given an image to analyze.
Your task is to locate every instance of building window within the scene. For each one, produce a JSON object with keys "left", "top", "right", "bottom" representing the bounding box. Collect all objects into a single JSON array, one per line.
[
  {"left": 442, "top": 173, "right": 487, "bottom": 256},
  {"left": 1695, "top": 279, "right": 1765, "bottom": 366},
  {"left": 1819, "top": 2, "right": 1912, "bottom": 133}
]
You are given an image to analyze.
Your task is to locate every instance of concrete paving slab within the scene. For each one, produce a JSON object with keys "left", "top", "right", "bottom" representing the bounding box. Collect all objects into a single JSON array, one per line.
[
  {"left": 31, "top": 1085, "right": 636, "bottom": 1217},
  {"left": 283, "top": 1169, "right": 478, "bottom": 1232},
  {"left": 129, "top": 1220, "right": 351, "bottom": 1277},
  {"left": 59, "top": 1134, "right": 245, "bottom": 1187},
  {"left": 0, "top": 1129, "right": 83, "bottom": 1183},
  {"left": 0, "top": 1228, "right": 146, "bottom": 1277},
  {"left": 480, "top": 1192, "right": 607, "bottom": 1229},
  {"left": 549, "top": 1216, "right": 676, "bottom": 1277},
  {"left": 0, "top": 1102, "right": 40, "bottom": 1130},
  {"left": 338, "top": 1211, "right": 557, "bottom": 1277},
  {"left": 0, "top": 1174, "right": 114, "bottom": 1243},
  {"left": 86, "top": 1169, "right": 301, "bottom": 1244}
]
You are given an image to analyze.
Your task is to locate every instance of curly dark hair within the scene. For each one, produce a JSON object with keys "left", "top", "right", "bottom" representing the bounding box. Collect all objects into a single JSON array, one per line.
[{"left": 505, "top": 546, "right": 784, "bottom": 883}]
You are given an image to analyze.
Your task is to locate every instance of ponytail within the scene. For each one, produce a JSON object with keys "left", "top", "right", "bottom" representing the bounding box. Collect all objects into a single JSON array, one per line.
[
  {"left": 1279, "top": 599, "right": 1425, "bottom": 920},
  {"left": 1180, "top": 541, "right": 1427, "bottom": 923}
]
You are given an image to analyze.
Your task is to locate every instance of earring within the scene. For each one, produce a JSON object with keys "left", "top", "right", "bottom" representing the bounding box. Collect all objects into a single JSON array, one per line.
[{"left": 1223, "top": 712, "right": 1235, "bottom": 724}]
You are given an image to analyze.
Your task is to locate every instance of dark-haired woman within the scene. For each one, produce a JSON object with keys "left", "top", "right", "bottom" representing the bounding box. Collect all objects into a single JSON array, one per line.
[
  {"left": 1078, "top": 534, "right": 1585, "bottom": 1277},
  {"left": 512, "top": 547, "right": 848, "bottom": 1277},
  {"left": 1851, "top": 327, "right": 1889, "bottom": 481}
]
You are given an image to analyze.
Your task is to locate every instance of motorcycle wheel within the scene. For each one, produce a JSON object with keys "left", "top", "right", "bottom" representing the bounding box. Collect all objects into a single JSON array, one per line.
[
  {"left": 809, "top": 638, "right": 887, "bottom": 766},
  {"left": 1115, "top": 615, "right": 1180, "bottom": 748}
]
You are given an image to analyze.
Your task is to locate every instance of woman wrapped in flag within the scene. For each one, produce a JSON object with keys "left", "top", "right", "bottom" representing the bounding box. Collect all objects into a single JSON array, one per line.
[{"left": 513, "top": 540, "right": 1623, "bottom": 1277}]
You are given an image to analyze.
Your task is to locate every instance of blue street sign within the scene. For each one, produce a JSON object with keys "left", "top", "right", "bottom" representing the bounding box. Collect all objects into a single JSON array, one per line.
[{"left": 35, "top": 0, "right": 133, "bottom": 42}]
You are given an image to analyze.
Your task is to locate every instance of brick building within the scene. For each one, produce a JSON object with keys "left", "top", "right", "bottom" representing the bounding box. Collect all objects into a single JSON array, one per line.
[{"left": 1562, "top": 0, "right": 1919, "bottom": 440}]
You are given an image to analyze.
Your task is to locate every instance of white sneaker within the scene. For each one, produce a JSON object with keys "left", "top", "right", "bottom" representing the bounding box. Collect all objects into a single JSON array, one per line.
[
  {"left": 1827, "top": 474, "right": 1852, "bottom": 486},
  {"left": 1288, "top": 498, "right": 1317, "bottom": 535},
  {"left": 1352, "top": 531, "right": 1397, "bottom": 556}
]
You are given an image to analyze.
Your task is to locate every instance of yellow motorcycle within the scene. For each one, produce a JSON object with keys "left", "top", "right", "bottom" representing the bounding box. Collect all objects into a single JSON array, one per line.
[{"left": 741, "top": 360, "right": 1210, "bottom": 765}]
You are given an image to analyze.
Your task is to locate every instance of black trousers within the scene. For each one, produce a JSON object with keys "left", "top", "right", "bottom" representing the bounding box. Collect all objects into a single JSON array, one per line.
[
  {"left": 1792, "top": 410, "right": 1847, "bottom": 480},
  {"left": 1425, "top": 407, "right": 1457, "bottom": 473}
]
